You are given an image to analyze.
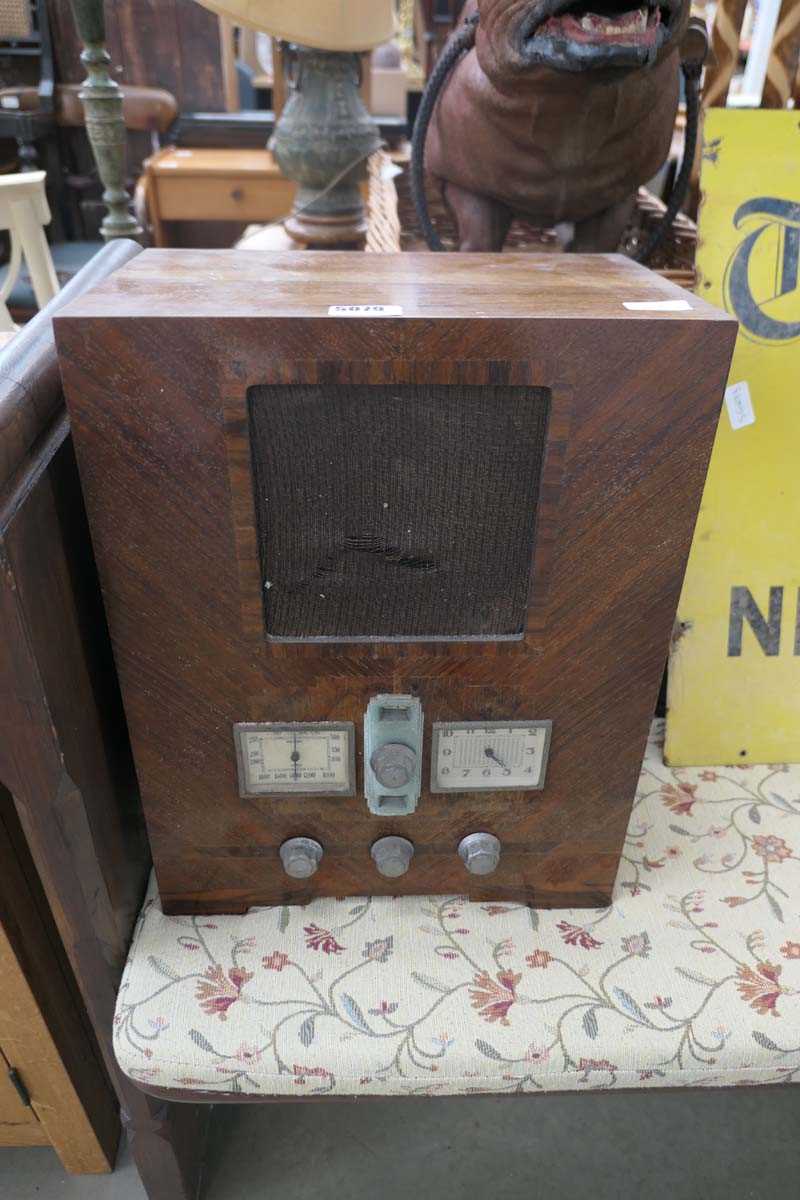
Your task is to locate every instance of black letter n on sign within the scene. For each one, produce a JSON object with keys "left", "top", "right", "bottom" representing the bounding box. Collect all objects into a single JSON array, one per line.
[{"left": 728, "top": 586, "right": 783, "bottom": 656}]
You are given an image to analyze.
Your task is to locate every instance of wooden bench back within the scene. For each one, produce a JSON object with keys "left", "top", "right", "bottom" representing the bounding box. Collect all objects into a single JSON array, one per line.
[{"left": 0, "top": 238, "right": 205, "bottom": 1200}]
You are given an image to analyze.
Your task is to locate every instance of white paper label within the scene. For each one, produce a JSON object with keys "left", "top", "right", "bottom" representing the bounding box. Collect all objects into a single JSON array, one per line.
[
  {"left": 725, "top": 380, "right": 755, "bottom": 430},
  {"left": 328, "top": 304, "right": 403, "bottom": 317},
  {"left": 623, "top": 299, "right": 692, "bottom": 312}
]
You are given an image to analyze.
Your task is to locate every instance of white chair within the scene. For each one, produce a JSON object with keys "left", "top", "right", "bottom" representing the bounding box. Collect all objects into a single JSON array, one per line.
[{"left": 0, "top": 170, "right": 59, "bottom": 334}]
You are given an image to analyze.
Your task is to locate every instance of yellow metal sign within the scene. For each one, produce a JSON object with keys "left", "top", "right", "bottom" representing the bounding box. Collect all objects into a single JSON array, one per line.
[{"left": 666, "top": 109, "right": 800, "bottom": 766}]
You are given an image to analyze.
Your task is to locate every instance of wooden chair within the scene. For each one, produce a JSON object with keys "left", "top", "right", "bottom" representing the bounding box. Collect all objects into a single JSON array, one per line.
[
  {"left": 685, "top": 0, "right": 800, "bottom": 215},
  {"left": 0, "top": 170, "right": 58, "bottom": 332},
  {"left": 0, "top": 239, "right": 206, "bottom": 1200},
  {"left": 0, "top": 82, "right": 178, "bottom": 153},
  {"left": 0, "top": 82, "right": 174, "bottom": 310},
  {"left": 0, "top": 0, "right": 54, "bottom": 172},
  {"left": 416, "top": 0, "right": 465, "bottom": 78}
]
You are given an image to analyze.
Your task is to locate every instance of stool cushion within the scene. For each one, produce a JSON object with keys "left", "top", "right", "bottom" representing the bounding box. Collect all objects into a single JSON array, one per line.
[{"left": 114, "top": 722, "right": 800, "bottom": 1097}]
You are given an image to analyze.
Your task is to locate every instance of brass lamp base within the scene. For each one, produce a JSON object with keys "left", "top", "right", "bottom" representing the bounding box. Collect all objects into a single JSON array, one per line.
[
  {"left": 284, "top": 205, "right": 368, "bottom": 249},
  {"left": 269, "top": 46, "right": 380, "bottom": 251}
]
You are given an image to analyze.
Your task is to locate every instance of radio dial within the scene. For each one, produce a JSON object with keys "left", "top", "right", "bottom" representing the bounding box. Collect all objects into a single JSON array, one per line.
[
  {"left": 370, "top": 742, "right": 417, "bottom": 789},
  {"left": 280, "top": 837, "right": 323, "bottom": 879},
  {"left": 458, "top": 833, "right": 501, "bottom": 876},
  {"left": 371, "top": 836, "right": 414, "bottom": 878}
]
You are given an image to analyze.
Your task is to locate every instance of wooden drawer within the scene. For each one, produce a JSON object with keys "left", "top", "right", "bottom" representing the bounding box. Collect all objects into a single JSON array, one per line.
[
  {"left": 156, "top": 173, "right": 296, "bottom": 223},
  {"left": 0, "top": 789, "right": 118, "bottom": 1172},
  {"left": 0, "top": 1049, "right": 49, "bottom": 1148}
]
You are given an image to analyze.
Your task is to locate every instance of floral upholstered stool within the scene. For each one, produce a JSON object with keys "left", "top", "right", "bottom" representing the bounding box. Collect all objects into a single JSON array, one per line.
[{"left": 115, "top": 722, "right": 800, "bottom": 1099}]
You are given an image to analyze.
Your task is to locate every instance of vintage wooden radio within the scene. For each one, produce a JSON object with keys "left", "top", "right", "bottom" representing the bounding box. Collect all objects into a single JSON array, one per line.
[{"left": 55, "top": 251, "right": 736, "bottom": 913}]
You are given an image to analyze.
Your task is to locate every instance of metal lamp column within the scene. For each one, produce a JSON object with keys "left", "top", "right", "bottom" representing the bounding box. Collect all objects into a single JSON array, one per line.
[
  {"left": 270, "top": 45, "right": 381, "bottom": 248},
  {"left": 69, "top": 0, "right": 142, "bottom": 241}
]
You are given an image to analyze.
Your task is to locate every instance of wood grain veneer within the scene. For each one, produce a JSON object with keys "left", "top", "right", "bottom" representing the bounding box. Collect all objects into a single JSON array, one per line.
[{"left": 55, "top": 251, "right": 736, "bottom": 913}]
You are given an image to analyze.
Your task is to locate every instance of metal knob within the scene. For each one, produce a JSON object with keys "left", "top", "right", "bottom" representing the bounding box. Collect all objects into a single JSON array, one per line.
[
  {"left": 280, "top": 837, "right": 323, "bottom": 879},
  {"left": 371, "top": 836, "right": 414, "bottom": 878},
  {"left": 370, "top": 742, "right": 417, "bottom": 789},
  {"left": 458, "top": 833, "right": 501, "bottom": 876}
]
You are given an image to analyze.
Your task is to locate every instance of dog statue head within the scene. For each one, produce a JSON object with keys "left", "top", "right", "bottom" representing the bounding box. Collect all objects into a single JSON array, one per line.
[{"left": 474, "top": 0, "right": 690, "bottom": 80}]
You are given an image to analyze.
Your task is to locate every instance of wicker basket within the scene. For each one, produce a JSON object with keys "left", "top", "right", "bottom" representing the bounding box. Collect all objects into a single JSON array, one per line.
[{"left": 366, "top": 149, "right": 697, "bottom": 288}]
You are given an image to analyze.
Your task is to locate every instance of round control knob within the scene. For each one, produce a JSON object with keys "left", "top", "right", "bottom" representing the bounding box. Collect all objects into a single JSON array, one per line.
[
  {"left": 279, "top": 837, "right": 323, "bottom": 879},
  {"left": 371, "top": 836, "right": 414, "bottom": 878},
  {"left": 370, "top": 742, "right": 417, "bottom": 789},
  {"left": 458, "top": 833, "right": 501, "bottom": 876}
]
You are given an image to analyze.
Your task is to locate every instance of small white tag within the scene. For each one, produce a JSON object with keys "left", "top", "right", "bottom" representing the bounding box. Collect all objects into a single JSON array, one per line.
[
  {"left": 328, "top": 304, "right": 403, "bottom": 317},
  {"left": 0, "top": 95, "right": 20, "bottom": 109},
  {"left": 725, "top": 380, "right": 755, "bottom": 430},
  {"left": 623, "top": 299, "right": 692, "bottom": 312}
]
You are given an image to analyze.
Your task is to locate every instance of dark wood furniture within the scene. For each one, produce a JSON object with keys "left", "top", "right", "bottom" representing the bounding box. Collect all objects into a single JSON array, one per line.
[
  {"left": 40, "top": 0, "right": 227, "bottom": 242},
  {"left": 55, "top": 250, "right": 736, "bottom": 914},
  {"left": 169, "top": 111, "right": 408, "bottom": 151},
  {"left": 417, "top": 0, "right": 465, "bottom": 77},
  {"left": 0, "top": 240, "right": 206, "bottom": 1198},
  {"left": 48, "top": 0, "right": 227, "bottom": 113},
  {"left": 0, "top": 0, "right": 54, "bottom": 171},
  {"left": 0, "top": 81, "right": 178, "bottom": 137},
  {"left": 0, "top": 83, "right": 175, "bottom": 311}
]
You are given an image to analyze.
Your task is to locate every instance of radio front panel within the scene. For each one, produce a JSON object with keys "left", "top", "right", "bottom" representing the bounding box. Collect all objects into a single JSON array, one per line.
[{"left": 55, "top": 250, "right": 737, "bottom": 913}]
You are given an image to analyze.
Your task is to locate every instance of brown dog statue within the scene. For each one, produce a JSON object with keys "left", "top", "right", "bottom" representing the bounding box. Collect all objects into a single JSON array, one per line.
[{"left": 424, "top": 0, "right": 691, "bottom": 251}]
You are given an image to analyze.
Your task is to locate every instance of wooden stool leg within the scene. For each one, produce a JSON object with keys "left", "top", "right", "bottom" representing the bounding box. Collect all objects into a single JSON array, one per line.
[
  {"left": 10, "top": 196, "right": 59, "bottom": 310},
  {"left": 0, "top": 298, "right": 15, "bottom": 333},
  {"left": 0, "top": 234, "right": 22, "bottom": 331},
  {"left": 16, "top": 135, "right": 40, "bottom": 171}
]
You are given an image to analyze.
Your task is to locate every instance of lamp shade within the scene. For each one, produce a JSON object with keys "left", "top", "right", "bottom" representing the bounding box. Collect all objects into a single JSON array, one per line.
[{"left": 196, "top": 0, "right": 395, "bottom": 51}]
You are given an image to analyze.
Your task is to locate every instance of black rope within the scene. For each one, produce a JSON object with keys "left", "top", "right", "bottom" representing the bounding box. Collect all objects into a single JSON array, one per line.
[
  {"left": 411, "top": 15, "right": 701, "bottom": 265},
  {"left": 633, "top": 60, "right": 701, "bottom": 263}
]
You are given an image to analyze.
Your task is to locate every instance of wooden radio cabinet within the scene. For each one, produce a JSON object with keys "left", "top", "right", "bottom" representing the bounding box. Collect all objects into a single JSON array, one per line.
[{"left": 55, "top": 251, "right": 736, "bottom": 913}]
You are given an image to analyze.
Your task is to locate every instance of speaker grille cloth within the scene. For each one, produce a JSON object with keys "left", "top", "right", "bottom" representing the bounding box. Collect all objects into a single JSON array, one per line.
[{"left": 248, "top": 383, "right": 550, "bottom": 640}]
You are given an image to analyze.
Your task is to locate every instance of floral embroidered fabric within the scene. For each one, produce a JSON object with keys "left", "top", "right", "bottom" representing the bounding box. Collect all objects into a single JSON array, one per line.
[{"left": 114, "top": 723, "right": 800, "bottom": 1097}]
